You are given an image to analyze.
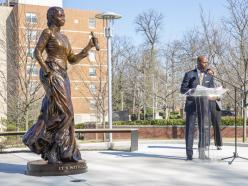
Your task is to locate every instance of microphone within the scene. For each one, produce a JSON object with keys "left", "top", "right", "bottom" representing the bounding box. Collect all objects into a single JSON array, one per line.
[
  {"left": 90, "top": 31, "right": 100, "bottom": 51},
  {"left": 206, "top": 68, "right": 214, "bottom": 76}
]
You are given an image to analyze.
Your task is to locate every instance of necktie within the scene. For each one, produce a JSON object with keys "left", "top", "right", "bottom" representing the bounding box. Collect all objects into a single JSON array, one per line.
[{"left": 199, "top": 73, "right": 204, "bottom": 85}]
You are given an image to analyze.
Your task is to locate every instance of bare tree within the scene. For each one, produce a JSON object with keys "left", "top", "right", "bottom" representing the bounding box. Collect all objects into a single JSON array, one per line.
[
  {"left": 112, "top": 36, "right": 138, "bottom": 111},
  {"left": 0, "top": 7, "right": 44, "bottom": 131},
  {"left": 135, "top": 9, "right": 164, "bottom": 119},
  {"left": 135, "top": 9, "right": 163, "bottom": 52},
  {"left": 69, "top": 48, "right": 108, "bottom": 127},
  {"left": 224, "top": 0, "right": 248, "bottom": 141}
]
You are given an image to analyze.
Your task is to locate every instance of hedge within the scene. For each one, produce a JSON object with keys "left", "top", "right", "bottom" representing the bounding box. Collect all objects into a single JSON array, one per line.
[
  {"left": 75, "top": 117, "right": 245, "bottom": 127},
  {"left": 221, "top": 117, "right": 243, "bottom": 126},
  {"left": 113, "top": 117, "right": 244, "bottom": 126}
]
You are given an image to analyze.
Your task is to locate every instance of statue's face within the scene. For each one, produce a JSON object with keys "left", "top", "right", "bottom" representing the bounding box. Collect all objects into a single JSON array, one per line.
[{"left": 54, "top": 9, "right": 65, "bottom": 27}]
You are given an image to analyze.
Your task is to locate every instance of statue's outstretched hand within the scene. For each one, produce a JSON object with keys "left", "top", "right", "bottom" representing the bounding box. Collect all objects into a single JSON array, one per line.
[{"left": 90, "top": 31, "right": 99, "bottom": 51}]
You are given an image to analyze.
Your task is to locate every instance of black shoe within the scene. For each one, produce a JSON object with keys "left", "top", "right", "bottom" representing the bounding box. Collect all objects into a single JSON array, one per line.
[
  {"left": 187, "top": 155, "right": 193, "bottom": 160},
  {"left": 217, "top": 146, "right": 222, "bottom": 150}
]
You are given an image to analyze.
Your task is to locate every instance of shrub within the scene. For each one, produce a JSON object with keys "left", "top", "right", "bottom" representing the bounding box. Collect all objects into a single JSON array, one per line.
[
  {"left": 5, "top": 121, "right": 17, "bottom": 131},
  {"left": 169, "top": 111, "right": 181, "bottom": 119},
  {"left": 75, "top": 123, "right": 85, "bottom": 129},
  {"left": 6, "top": 124, "right": 17, "bottom": 131},
  {"left": 170, "top": 111, "right": 179, "bottom": 115},
  {"left": 113, "top": 117, "right": 243, "bottom": 126},
  {"left": 113, "top": 119, "right": 185, "bottom": 126},
  {"left": 167, "top": 119, "right": 185, "bottom": 125},
  {"left": 221, "top": 117, "right": 243, "bottom": 126},
  {"left": 150, "top": 119, "right": 165, "bottom": 125},
  {"left": 169, "top": 115, "right": 181, "bottom": 119}
]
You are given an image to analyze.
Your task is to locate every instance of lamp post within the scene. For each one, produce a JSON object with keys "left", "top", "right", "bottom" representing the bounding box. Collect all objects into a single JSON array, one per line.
[{"left": 95, "top": 12, "right": 122, "bottom": 143}]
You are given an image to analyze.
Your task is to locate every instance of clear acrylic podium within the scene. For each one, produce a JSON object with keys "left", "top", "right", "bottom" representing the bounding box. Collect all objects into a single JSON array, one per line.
[{"left": 185, "top": 85, "right": 227, "bottom": 160}]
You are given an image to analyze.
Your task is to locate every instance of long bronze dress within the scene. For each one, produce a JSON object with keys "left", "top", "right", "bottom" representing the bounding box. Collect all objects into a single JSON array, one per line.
[{"left": 23, "top": 28, "right": 87, "bottom": 162}]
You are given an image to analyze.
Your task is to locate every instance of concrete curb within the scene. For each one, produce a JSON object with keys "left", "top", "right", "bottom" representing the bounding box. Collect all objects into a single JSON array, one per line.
[{"left": 0, "top": 139, "right": 248, "bottom": 152}]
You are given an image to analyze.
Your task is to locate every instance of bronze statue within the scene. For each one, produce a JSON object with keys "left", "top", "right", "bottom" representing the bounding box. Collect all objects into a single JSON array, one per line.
[{"left": 23, "top": 7, "right": 98, "bottom": 164}]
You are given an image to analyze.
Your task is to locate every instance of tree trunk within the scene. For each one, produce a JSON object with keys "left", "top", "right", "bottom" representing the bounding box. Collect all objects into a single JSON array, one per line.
[
  {"left": 243, "top": 96, "right": 247, "bottom": 142},
  {"left": 25, "top": 109, "right": 29, "bottom": 131},
  {"left": 138, "top": 103, "right": 141, "bottom": 120},
  {"left": 121, "top": 91, "right": 124, "bottom": 111},
  {"left": 102, "top": 111, "right": 106, "bottom": 142},
  {"left": 152, "top": 75, "right": 155, "bottom": 119}
]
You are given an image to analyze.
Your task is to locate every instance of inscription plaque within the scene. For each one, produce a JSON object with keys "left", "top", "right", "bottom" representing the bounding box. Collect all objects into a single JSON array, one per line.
[{"left": 26, "top": 160, "right": 87, "bottom": 176}]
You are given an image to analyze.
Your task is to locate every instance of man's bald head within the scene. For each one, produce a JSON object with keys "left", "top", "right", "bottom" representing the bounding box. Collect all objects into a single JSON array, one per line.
[
  {"left": 197, "top": 56, "right": 208, "bottom": 72},
  {"left": 197, "top": 56, "right": 206, "bottom": 63}
]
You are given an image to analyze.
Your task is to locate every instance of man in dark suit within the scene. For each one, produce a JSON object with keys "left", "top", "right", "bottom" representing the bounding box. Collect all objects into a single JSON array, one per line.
[
  {"left": 207, "top": 69, "right": 223, "bottom": 150},
  {"left": 180, "top": 56, "right": 214, "bottom": 160}
]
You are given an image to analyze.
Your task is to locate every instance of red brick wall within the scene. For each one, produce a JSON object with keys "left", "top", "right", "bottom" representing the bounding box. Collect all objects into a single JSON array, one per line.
[{"left": 81, "top": 125, "right": 248, "bottom": 141}]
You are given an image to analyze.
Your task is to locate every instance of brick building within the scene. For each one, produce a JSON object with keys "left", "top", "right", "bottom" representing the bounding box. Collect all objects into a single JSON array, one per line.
[
  {"left": 0, "top": 6, "right": 12, "bottom": 134},
  {"left": 1, "top": 0, "right": 107, "bottom": 129}
]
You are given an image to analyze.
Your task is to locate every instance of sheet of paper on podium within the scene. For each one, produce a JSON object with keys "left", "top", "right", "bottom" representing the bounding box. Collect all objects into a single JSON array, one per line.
[{"left": 185, "top": 85, "right": 228, "bottom": 97}]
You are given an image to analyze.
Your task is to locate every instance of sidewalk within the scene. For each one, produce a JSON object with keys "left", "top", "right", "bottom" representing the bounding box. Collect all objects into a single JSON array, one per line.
[
  {"left": 77, "top": 139, "right": 248, "bottom": 151},
  {"left": 0, "top": 140, "right": 248, "bottom": 186}
]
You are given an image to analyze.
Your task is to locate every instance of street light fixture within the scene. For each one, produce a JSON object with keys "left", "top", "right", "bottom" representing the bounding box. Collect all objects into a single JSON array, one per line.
[{"left": 95, "top": 12, "right": 122, "bottom": 143}]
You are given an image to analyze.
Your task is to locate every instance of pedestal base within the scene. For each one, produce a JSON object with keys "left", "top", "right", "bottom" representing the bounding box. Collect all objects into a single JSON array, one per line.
[{"left": 26, "top": 159, "right": 87, "bottom": 176}]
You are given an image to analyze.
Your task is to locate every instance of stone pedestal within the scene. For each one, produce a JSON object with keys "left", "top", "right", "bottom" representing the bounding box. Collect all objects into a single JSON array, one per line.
[{"left": 26, "top": 159, "right": 87, "bottom": 176}]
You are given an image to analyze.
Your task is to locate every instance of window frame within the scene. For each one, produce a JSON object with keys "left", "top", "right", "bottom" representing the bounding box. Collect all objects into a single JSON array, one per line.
[
  {"left": 89, "top": 99, "right": 97, "bottom": 110},
  {"left": 89, "top": 83, "right": 97, "bottom": 94},
  {"left": 25, "top": 12, "right": 38, "bottom": 24},
  {"left": 88, "top": 18, "right": 96, "bottom": 29},
  {"left": 26, "top": 64, "right": 39, "bottom": 77},
  {"left": 89, "top": 67, "right": 96, "bottom": 77},
  {"left": 88, "top": 50, "right": 96, "bottom": 62}
]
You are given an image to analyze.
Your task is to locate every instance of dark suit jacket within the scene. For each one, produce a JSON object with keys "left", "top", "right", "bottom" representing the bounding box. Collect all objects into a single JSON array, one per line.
[
  {"left": 214, "top": 81, "right": 222, "bottom": 111},
  {"left": 180, "top": 68, "right": 214, "bottom": 112}
]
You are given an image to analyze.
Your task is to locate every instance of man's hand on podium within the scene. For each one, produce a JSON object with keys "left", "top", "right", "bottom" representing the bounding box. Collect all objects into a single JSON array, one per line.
[
  {"left": 189, "top": 88, "right": 195, "bottom": 95},
  {"left": 208, "top": 96, "right": 220, "bottom": 101}
]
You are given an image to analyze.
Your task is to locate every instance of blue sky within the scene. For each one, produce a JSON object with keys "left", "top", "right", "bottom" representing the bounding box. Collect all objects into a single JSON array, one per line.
[
  {"left": 0, "top": 0, "right": 229, "bottom": 44},
  {"left": 63, "top": 0, "right": 229, "bottom": 45}
]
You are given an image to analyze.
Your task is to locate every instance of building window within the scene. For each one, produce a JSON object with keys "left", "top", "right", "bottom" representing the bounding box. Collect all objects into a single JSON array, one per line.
[
  {"left": 26, "top": 30, "right": 37, "bottom": 42},
  {"left": 89, "top": 67, "right": 96, "bottom": 77},
  {"left": 25, "top": 13, "right": 38, "bottom": 23},
  {"left": 88, "top": 18, "right": 96, "bottom": 29},
  {"left": 74, "top": 19, "right": 79, "bottom": 24},
  {"left": 27, "top": 48, "right": 35, "bottom": 58},
  {"left": 28, "top": 81, "right": 39, "bottom": 94},
  {"left": 90, "top": 114, "right": 96, "bottom": 122},
  {"left": 26, "top": 64, "right": 39, "bottom": 76},
  {"left": 74, "top": 82, "right": 80, "bottom": 90},
  {"left": 89, "top": 84, "right": 97, "bottom": 94},
  {"left": 88, "top": 50, "right": 96, "bottom": 62},
  {"left": 90, "top": 100, "right": 96, "bottom": 110},
  {"left": 74, "top": 114, "right": 83, "bottom": 124}
]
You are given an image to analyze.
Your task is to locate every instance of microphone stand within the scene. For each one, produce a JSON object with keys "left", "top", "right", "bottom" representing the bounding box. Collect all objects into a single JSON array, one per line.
[{"left": 210, "top": 74, "right": 248, "bottom": 164}]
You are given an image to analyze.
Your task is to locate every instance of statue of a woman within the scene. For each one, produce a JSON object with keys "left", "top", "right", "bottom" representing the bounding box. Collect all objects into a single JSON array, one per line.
[{"left": 23, "top": 7, "right": 98, "bottom": 164}]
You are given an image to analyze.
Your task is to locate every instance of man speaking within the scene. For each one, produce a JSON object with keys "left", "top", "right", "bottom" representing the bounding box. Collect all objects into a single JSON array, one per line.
[{"left": 180, "top": 56, "right": 215, "bottom": 160}]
